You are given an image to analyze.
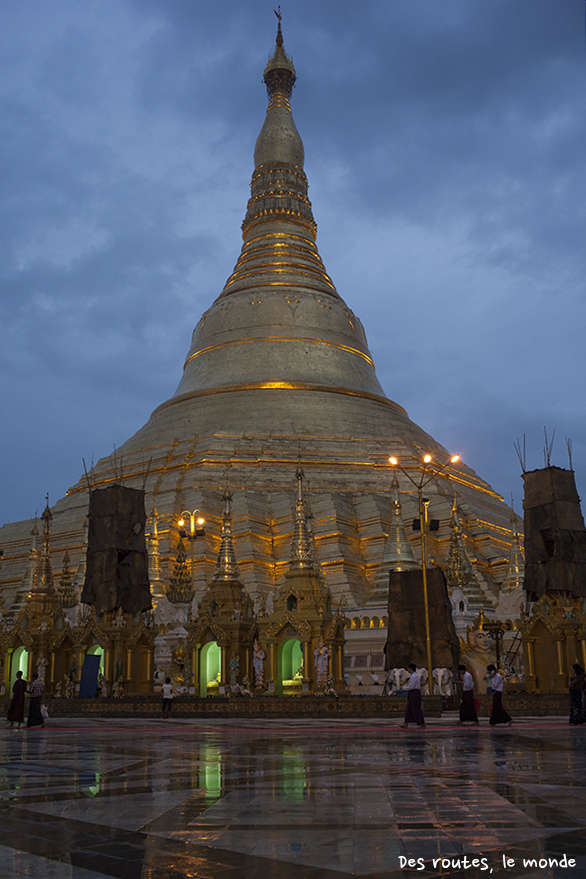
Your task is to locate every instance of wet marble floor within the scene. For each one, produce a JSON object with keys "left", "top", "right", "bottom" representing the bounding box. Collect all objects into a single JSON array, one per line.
[{"left": 1, "top": 716, "right": 585, "bottom": 879}]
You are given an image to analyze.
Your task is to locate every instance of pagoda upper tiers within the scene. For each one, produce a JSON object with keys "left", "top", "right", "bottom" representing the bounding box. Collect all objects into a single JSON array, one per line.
[{"left": 0, "top": 21, "right": 514, "bottom": 610}]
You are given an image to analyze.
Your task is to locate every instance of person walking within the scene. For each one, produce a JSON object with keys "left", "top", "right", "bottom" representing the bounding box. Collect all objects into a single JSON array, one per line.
[
  {"left": 27, "top": 672, "right": 45, "bottom": 729},
  {"left": 7, "top": 671, "right": 27, "bottom": 730},
  {"left": 161, "top": 677, "right": 174, "bottom": 718},
  {"left": 458, "top": 664, "right": 479, "bottom": 725},
  {"left": 569, "top": 663, "right": 585, "bottom": 725},
  {"left": 487, "top": 664, "right": 512, "bottom": 727},
  {"left": 400, "top": 663, "right": 425, "bottom": 729}
]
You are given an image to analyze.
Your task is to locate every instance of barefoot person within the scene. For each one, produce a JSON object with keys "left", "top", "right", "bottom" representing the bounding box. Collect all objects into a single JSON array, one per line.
[
  {"left": 7, "top": 671, "right": 27, "bottom": 730},
  {"left": 487, "top": 664, "right": 512, "bottom": 727},
  {"left": 400, "top": 663, "right": 425, "bottom": 729},
  {"left": 458, "top": 664, "right": 479, "bottom": 725},
  {"left": 27, "top": 672, "right": 45, "bottom": 729}
]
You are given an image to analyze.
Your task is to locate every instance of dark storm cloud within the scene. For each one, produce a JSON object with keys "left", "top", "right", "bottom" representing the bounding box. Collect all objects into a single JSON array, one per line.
[{"left": 1, "top": 0, "right": 585, "bottom": 524}]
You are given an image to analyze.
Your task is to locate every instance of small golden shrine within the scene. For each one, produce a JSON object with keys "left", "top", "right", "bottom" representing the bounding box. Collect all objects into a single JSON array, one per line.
[
  {"left": 185, "top": 490, "right": 255, "bottom": 696},
  {"left": 253, "top": 468, "right": 346, "bottom": 695},
  {"left": 519, "top": 594, "right": 586, "bottom": 693}
]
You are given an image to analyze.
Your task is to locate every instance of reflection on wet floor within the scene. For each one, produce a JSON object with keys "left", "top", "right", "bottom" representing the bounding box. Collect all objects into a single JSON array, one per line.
[{"left": 0, "top": 718, "right": 584, "bottom": 878}]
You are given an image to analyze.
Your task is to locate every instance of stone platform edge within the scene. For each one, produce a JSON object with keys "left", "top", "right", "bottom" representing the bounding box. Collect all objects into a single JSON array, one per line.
[{"left": 1, "top": 692, "right": 569, "bottom": 719}]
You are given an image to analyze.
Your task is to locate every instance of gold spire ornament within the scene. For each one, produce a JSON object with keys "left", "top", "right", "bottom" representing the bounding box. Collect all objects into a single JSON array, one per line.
[
  {"left": 57, "top": 550, "right": 77, "bottom": 608},
  {"left": 212, "top": 489, "right": 241, "bottom": 581},
  {"left": 289, "top": 466, "right": 314, "bottom": 571},
  {"left": 501, "top": 507, "right": 524, "bottom": 594},
  {"left": 445, "top": 497, "right": 473, "bottom": 592},
  {"left": 32, "top": 497, "right": 54, "bottom": 594},
  {"left": 167, "top": 540, "right": 195, "bottom": 605}
]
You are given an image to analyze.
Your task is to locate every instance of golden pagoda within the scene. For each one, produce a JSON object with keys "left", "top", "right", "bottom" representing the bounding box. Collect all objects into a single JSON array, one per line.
[{"left": 0, "top": 18, "right": 515, "bottom": 650}]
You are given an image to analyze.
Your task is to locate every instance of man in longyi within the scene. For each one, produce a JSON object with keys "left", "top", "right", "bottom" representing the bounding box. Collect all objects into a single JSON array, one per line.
[{"left": 399, "top": 663, "right": 425, "bottom": 729}]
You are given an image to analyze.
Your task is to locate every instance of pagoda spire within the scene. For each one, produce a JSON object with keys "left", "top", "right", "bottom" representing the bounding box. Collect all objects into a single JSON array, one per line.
[
  {"left": 173, "top": 16, "right": 386, "bottom": 409},
  {"left": 32, "top": 496, "right": 54, "bottom": 594},
  {"left": 501, "top": 506, "right": 524, "bottom": 594},
  {"left": 367, "top": 475, "right": 418, "bottom": 605},
  {"left": 212, "top": 489, "right": 241, "bottom": 581},
  {"left": 445, "top": 496, "right": 473, "bottom": 593},
  {"left": 253, "top": 12, "right": 302, "bottom": 169},
  {"left": 289, "top": 466, "right": 314, "bottom": 571}
]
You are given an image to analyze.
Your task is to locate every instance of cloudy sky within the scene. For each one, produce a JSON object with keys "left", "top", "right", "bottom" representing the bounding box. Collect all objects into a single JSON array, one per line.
[{"left": 1, "top": 0, "right": 585, "bottom": 526}]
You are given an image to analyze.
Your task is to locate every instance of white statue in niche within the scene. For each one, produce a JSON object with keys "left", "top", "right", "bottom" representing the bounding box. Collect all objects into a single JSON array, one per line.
[
  {"left": 313, "top": 640, "right": 330, "bottom": 685},
  {"left": 253, "top": 642, "right": 266, "bottom": 688}
]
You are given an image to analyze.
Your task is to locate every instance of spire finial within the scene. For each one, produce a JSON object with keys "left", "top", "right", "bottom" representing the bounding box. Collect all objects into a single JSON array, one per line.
[
  {"left": 212, "top": 488, "right": 240, "bottom": 581},
  {"left": 32, "top": 496, "right": 54, "bottom": 593},
  {"left": 501, "top": 498, "right": 524, "bottom": 594},
  {"left": 289, "top": 466, "right": 314, "bottom": 571},
  {"left": 262, "top": 10, "right": 296, "bottom": 102},
  {"left": 445, "top": 499, "right": 473, "bottom": 592},
  {"left": 274, "top": 6, "right": 283, "bottom": 46}
]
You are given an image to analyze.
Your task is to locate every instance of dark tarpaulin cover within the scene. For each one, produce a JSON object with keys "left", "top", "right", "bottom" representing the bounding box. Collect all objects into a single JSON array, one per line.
[
  {"left": 523, "top": 466, "right": 586, "bottom": 598},
  {"left": 81, "top": 484, "right": 152, "bottom": 613},
  {"left": 384, "top": 567, "right": 459, "bottom": 671}
]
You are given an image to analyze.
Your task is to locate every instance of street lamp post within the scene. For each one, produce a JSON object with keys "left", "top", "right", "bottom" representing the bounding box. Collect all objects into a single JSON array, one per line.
[
  {"left": 388, "top": 453, "right": 459, "bottom": 692},
  {"left": 178, "top": 510, "right": 206, "bottom": 588}
]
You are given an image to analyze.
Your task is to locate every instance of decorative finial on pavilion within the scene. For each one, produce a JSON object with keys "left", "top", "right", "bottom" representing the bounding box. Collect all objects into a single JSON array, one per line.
[
  {"left": 501, "top": 500, "right": 525, "bottom": 594},
  {"left": 367, "top": 473, "right": 418, "bottom": 604},
  {"left": 212, "top": 488, "right": 241, "bottom": 581},
  {"left": 147, "top": 504, "right": 162, "bottom": 588},
  {"left": 445, "top": 495, "right": 473, "bottom": 592},
  {"left": 32, "top": 496, "right": 54, "bottom": 593},
  {"left": 289, "top": 466, "right": 314, "bottom": 570},
  {"left": 167, "top": 540, "right": 194, "bottom": 605},
  {"left": 57, "top": 550, "right": 77, "bottom": 608}
]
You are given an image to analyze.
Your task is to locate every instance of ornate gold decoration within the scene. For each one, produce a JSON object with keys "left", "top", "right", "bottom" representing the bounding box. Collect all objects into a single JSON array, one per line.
[
  {"left": 57, "top": 551, "right": 77, "bottom": 608},
  {"left": 212, "top": 490, "right": 240, "bottom": 581},
  {"left": 32, "top": 498, "right": 54, "bottom": 594},
  {"left": 445, "top": 498, "right": 473, "bottom": 591},
  {"left": 289, "top": 466, "right": 314, "bottom": 571},
  {"left": 266, "top": 609, "right": 311, "bottom": 639},
  {"left": 183, "top": 337, "right": 375, "bottom": 370},
  {"left": 166, "top": 540, "right": 194, "bottom": 605},
  {"left": 190, "top": 613, "right": 227, "bottom": 644}
]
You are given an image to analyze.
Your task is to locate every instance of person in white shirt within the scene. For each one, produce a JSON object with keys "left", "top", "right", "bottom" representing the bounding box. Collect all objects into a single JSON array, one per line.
[
  {"left": 487, "top": 664, "right": 512, "bottom": 726},
  {"left": 458, "top": 663, "right": 479, "bottom": 725},
  {"left": 399, "top": 663, "right": 425, "bottom": 728},
  {"left": 161, "top": 677, "right": 175, "bottom": 718}
]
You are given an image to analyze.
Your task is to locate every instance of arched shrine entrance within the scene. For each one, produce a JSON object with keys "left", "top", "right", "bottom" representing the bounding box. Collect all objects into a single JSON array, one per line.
[
  {"left": 278, "top": 638, "right": 303, "bottom": 695},
  {"left": 200, "top": 641, "right": 221, "bottom": 697}
]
